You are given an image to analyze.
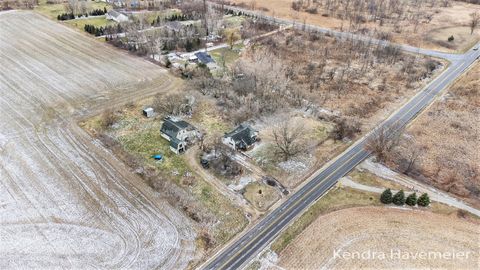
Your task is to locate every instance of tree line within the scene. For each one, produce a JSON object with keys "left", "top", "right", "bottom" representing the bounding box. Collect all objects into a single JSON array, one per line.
[
  {"left": 57, "top": 7, "right": 107, "bottom": 21},
  {"left": 84, "top": 24, "right": 104, "bottom": 36},
  {"left": 381, "top": 188, "right": 430, "bottom": 207}
]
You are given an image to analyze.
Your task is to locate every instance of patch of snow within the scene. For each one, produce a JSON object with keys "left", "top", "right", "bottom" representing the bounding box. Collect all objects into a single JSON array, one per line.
[
  {"left": 278, "top": 155, "right": 313, "bottom": 174},
  {"left": 256, "top": 249, "right": 284, "bottom": 270},
  {"left": 228, "top": 175, "right": 255, "bottom": 191}
]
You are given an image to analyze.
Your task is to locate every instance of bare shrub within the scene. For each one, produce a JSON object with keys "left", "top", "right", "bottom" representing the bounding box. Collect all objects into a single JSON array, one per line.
[
  {"left": 209, "top": 141, "right": 243, "bottom": 178},
  {"left": 147, "top": 172, "right": 215, "bottom": 225},
  {"left": 199, "top": 228, "right": 216, "bottom": 250},
  {"left": 329, "top": 118, "right": 361, "bottom": 141},
  {"left": 291, "top": 0, "right": 301, "bottom": 11},
  {"left": 101, "top": 109, "right": 118, "bottom": 129},
  {"left": 305, "top": 7, "right": 318, "bottom": 14},
  {"left": 152, "top": 92, "right": 192, "bottom": 116}
]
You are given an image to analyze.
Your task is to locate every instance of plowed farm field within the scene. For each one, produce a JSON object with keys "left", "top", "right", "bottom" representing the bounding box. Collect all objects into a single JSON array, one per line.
[
  {"left": 0, "top": 11, "right": 194, "bottom": 269},
  {"left": 276, "top": 207, "right": 480, "bottom": 269}
]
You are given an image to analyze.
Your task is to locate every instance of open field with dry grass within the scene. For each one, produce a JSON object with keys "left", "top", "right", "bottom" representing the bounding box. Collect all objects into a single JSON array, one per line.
[
  {"left": 0, "top": 10, "right": 195, "bottom": 268},
  {"left": 228, "top": 0, "right": 480, "bottom": 52},
  {"left": 389, "top": 62, "right": 480, "bottom": 208},
  {"left": 33, "top": 0, "right": 110, "bottom": 20},
  {"left": 217, "top": 29, "right": 444, "bottom": 189},
  {"left": 274, "top": 207, "right": 480, "bottom": 269}
]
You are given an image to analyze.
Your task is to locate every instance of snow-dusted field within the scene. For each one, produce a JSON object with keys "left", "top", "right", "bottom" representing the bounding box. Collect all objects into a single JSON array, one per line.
[{"left": 0, "top": 11, "right": 194, "bottom": 269}]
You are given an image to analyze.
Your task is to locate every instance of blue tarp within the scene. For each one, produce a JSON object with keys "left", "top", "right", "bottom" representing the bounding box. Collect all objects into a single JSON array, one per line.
[{"left": 152, "top": 154, "right": 163, "bottom": 160}]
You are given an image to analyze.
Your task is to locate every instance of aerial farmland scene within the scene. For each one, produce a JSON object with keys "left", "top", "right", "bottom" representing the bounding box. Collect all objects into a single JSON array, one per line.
[{"left": 0, "top": 0, "right": 479, "bottom": 269}]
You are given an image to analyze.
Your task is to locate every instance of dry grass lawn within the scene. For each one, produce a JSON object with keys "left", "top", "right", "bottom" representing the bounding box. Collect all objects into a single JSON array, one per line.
[
  {"left": 81, "top": 100, "right": 248, "bottom": 258},
  {"left": 229, "top": 0, "right": 480, "bottom": 52},
  {"left": 276, "top": 207, "right": 480, "bottom": 269},
  {"left": 243, "top": 182, "right": 281, "bottom": 211}
]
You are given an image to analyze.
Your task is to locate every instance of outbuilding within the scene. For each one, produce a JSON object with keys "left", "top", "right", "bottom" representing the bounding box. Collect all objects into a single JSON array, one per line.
[
  {"left": 106, "top": 10, "right": 129, "bottom": 23},
  {"left": 143, "top": 107, "right": 154, "bottom": 118}
]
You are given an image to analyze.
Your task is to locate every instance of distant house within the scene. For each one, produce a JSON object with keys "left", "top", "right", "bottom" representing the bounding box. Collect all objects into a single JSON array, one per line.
[
  {"left": 223, "top": 124, "right": 259, "bottom": 151},
  {"left": 106, "top": 10, "right": 129, "bottom": 23},
  {"left": 160, "top": 117, "right": 198, "bottom": 154}
]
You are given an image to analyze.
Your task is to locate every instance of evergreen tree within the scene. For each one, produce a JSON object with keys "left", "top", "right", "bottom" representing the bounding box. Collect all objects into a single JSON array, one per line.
[
  {"left": 417, "top": 193, "right": 430, "bottom": 207},
  {"left": 393, "top": 190, "right": 406, "bottom": 206},
  {"left": 405, "top": 192, "right": 417, "bottom": 206},
  {"left": 104, "top": 7, "right": 107, "bottom": 14},
  {"left": 380, "top": 188, "right": 393, "bottom": 204}
]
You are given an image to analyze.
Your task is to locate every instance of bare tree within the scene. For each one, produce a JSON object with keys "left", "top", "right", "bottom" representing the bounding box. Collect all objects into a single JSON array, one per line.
[
  {"left": 152, "top": 92, "right": 187, "bottom": 116},
  {"left": 225, "top": 28, "right": 241, "bottom": 49},
  {"left": 272, "top": 121, "right": 305, "bottom": 161},
  {"left": 329, "top": 118, "right": 361, "bottom": 141},
  {"left": 402, "top": 143, "right": 422, "bottom": 174},
  {"left": 470, "top": 12, "right": 479, "bottom": 35},
  {"left": 365, "top": 124, "right": 403, "bottom": 163},
  {"left": 65, "top": 0, "right": 79, "bottom": 15}
]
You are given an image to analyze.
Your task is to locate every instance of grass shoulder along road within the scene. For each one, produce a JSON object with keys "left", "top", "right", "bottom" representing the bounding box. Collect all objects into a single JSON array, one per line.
[
  {"left": 270, "top": 181, "right": 473, "bottom": 254},
  {"left": 271, "top": 186, "right": 381, "bottom": 253}
]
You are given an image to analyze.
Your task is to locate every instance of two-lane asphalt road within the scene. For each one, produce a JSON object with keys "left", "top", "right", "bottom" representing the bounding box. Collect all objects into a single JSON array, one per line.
[
  {"left": 210, "top": 2, "right": 465, "bottom": 62},
  {"left": 201, "top": 8, "right": 480, "bottom": 268}
]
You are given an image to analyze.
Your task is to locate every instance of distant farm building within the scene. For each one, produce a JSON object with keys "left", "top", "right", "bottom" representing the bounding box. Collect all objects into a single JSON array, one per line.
[
  {"left": 106, "top": 10, "right": 129, "bottom": 23},
  {"left": 223, "top": 124, "right": 258, "bottom": 151},
  {"left": 160, "top": 117, "right": 198, "bottom": 154}
]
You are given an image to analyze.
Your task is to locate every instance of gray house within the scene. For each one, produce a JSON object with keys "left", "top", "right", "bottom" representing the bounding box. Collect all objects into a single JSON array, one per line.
[
  {"left": 222, "top": 124, "right": 258, "bottom": 151},
  {"left": 160, "top": 117, "right": 198, "bottom": 154}
]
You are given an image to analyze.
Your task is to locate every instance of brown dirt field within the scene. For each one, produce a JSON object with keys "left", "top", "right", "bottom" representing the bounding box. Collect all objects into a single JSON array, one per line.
[
  {"left": 391, "top": 62, "right": 480, "bottom": 208},
  {"left": 276, "top": 207, "right": 480, "bottom": 270},
  {"left": 0, "top": 10, "right": 195, "bottom": 269},
  {"left": 230, "top": 0, "right": 480, "bottom": 52}
]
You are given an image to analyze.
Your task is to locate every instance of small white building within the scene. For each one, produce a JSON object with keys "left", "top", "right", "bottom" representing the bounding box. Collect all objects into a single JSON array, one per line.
[
  {"left": 142, "top": 107, "right": 154, "bottom": 118},
  {"left": 106, "top": 10, "right": 129, "bottom": 23}
]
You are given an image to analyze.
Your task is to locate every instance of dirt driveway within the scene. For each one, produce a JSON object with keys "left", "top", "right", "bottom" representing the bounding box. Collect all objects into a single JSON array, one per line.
[{"left": 0, "top": 11, "right": 194, "bottom": 269}]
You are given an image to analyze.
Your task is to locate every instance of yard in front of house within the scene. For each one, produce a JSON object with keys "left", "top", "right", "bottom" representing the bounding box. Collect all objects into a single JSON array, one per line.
[{"left": 80, "top": 99, "right": 248, "bottom": 260}]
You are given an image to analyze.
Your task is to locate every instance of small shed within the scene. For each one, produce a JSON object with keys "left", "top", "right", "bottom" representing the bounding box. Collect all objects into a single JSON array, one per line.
[{"left": 143, "top": 107, "right": 154, "bottom": 118}]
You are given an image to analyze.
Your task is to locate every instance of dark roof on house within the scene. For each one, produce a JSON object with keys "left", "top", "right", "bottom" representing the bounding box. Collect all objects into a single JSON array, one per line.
[
  {"left": 170, "top": 137, "right": 182, "bottom": 149},
  {"left": 160, "top": 117, "right": 191, "bottom": 139},
  {"left": 194, "top": 52, "right": 215, "bottom": 64},
  {"left": 224, "top": 124, "right": 257, "bottom": 148}
]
